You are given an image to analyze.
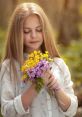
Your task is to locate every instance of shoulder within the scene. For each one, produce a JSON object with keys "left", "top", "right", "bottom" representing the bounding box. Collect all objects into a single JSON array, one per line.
[
  {"left": 53, "top": 57, "right": 70, "bottom": 76},
  {"left": 1, "top": 59, "right": 10, "bottom": 72},
  {"left": 53, "top": 57, "right": 64, "bottom": 65},
  {"left": 0, "top": 59, "right": 20, "bottom": 81},
  {"left": 0, "top": 59, "right": 11, "bottom": 81},
  {"left": 53, "top": 57, "right": 67, "bottom": 69},
  {"left": 1, "top": 59, "right": 20, "bottom": 70},
  {"left": 2, "top": 59, "right": 10, "bottom": 65}
]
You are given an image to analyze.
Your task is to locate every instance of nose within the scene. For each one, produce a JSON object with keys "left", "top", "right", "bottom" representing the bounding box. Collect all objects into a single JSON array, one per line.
[{"left": 31, "top": 30, "right": 36, "bottom": 38}]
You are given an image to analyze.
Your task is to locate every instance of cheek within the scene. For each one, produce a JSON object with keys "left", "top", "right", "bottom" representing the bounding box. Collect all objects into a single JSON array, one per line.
[
  {"left": 23, "top": 34, "right": 29, "bottom": 43},
  {"left": 24, "top": 39, "right": 29, "bottom": 46}
]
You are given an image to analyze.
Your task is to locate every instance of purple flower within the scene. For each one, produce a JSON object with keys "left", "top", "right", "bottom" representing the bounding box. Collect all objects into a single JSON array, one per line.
[{"left": 27, "top": 59, "right": 51, "bottom": 81}]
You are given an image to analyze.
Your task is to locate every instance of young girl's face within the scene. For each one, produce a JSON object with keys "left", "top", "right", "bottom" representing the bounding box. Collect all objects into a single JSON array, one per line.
[{"left": 23, "top": 14, "right": 43, "bottom": 53}]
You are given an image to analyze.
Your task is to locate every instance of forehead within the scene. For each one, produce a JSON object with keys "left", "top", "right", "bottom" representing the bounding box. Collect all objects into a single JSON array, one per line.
[{"left": 23, "top": 14, "right": 42, "bottom": 28}]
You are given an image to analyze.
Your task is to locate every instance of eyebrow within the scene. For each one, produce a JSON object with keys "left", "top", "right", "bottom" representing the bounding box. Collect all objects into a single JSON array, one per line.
[{"left": 23, "top": 25, "right": 42, "bottom": 30}]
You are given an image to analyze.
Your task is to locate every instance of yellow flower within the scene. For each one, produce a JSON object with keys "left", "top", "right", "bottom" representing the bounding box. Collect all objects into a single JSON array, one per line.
[
  {"left": 21, "top": 50, "right": 52, "bottom": 72},
  {"left": 21, "top": 65, "right": 28, "bottom": 72},
  {"left": 34, "top": 50, "right": 38, "bottom": 55}
]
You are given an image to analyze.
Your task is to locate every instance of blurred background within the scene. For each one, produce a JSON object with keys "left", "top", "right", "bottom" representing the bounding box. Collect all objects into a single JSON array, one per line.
[{"left": 0, "top": 0, "right": 82, "bottom": 116}]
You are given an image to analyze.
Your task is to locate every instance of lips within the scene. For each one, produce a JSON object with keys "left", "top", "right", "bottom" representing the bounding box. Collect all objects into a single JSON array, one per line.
[{"left": 30, "top": 41, "right": 39, "bottom": 43}]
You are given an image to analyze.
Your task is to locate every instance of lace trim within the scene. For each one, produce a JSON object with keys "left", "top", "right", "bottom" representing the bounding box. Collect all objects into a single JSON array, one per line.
[{"left": 46, "top": 92, "right": 52, "bottom": 117}]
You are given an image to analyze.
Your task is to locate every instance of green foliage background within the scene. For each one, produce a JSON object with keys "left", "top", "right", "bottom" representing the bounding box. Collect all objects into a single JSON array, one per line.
[
  {"left": 59, "top": 40, "right": 82, "bottom": 89},
  {"left": 0, "top": 28, "right": 6, "bottom": 62}
]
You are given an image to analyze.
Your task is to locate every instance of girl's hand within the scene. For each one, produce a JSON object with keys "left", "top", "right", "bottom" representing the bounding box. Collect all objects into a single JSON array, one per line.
[{"left": 42, "top": 70, "right": 61, "bottom": 91}]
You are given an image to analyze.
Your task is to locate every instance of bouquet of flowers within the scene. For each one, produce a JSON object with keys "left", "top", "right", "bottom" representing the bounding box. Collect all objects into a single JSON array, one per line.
[{"left": 21, "top": 50, "right": 53, "bottom": 92}]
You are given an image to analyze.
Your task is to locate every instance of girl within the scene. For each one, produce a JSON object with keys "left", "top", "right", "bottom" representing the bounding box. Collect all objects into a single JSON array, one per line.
[{"left": 0, "top": 2, "right": 78, "bottom": 117}]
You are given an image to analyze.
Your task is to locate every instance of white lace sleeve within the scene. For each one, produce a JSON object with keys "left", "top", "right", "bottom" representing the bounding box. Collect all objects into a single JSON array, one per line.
[
  {"left": 1, "top": 60, "right": 29, "bottom": 117},
  {"left": 54, "top": 58, "right": 78, "bottom": 117}
]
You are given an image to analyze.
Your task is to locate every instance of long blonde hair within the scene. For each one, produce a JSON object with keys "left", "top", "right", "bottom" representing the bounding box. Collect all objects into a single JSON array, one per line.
[{"left": 3, "top": 2, "right": 60, "bottom": 80}]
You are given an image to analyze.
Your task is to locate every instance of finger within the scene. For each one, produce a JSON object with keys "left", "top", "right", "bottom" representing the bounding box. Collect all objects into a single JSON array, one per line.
[
  {"left": 46, "top": 69, "right": 51, "bottom": 75},
  {"left": 43, "top": 75, "right": 52, "bottom": 86},
  {"left": 42, "top": 71, "right": 51, "bottom": 79},
  {"left": 47, "top": 75, "right": 54, "bottom": 85},
  {"left": 47, "top": 78, "right": 58, "bottom": 89}
]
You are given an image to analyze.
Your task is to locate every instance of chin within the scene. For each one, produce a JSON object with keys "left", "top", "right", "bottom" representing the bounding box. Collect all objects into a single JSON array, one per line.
[
  {"left": 32, "top": 48, "right": 40, "bottom": 51},
  {"left": 31, "top": 45, "right": 42, "bottom": 50}
]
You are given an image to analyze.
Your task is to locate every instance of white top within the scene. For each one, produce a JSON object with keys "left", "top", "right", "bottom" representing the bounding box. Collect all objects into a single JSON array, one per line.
[{"left": 0, "top": 58, "right": 78, "bottom": 117}]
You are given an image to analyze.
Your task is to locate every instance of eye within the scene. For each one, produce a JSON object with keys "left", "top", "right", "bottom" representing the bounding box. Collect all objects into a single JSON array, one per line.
[
  {"left": 36, "top": 28, "right": 42, "bottom": 32},
  {"left": 24, "top": 30, "right": 31, "bottom": 34}
]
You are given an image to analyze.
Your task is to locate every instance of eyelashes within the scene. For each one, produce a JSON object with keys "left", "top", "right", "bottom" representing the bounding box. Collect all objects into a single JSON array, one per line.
[{"left": 24, "top": 28, "right": 42, "bottom": 34}]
